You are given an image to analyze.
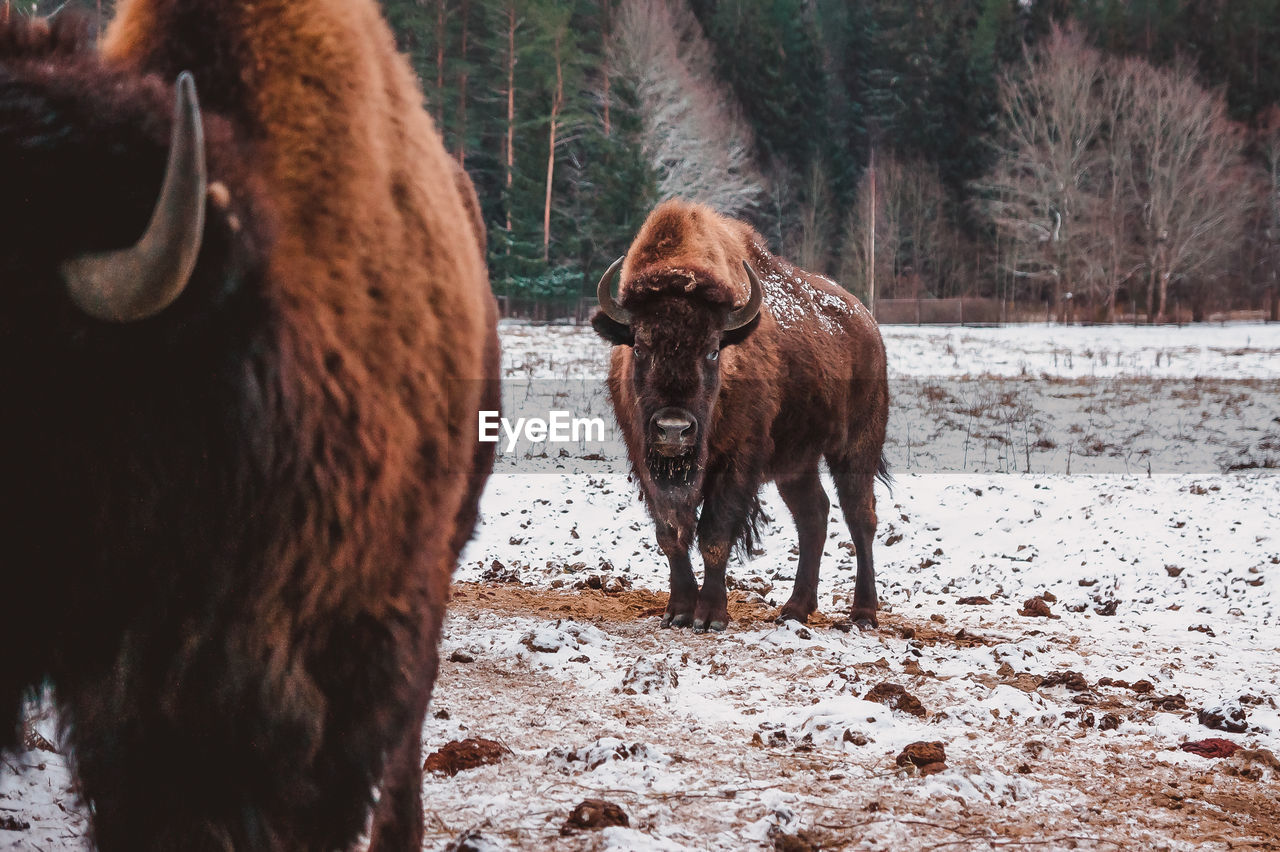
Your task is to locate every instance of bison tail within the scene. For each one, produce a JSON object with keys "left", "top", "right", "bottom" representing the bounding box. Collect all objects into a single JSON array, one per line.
[
  {"left": 875, "top": 453, "right": 893, "bottom": 495},
  {"left": 733, "top": 494, "right": 769, "bottom": 561}
]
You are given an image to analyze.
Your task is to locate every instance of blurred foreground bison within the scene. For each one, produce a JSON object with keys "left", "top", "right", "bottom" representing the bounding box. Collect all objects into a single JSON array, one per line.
[
  {"left": 593, "top": 200, "right": 888, "bottom": 632},
  {"left": 0, "top": 0, "right": 497, "bottom": 848}
]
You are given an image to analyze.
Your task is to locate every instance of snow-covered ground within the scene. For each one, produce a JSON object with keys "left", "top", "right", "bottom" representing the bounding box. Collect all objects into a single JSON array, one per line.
[
  {"left": 503, "top": 320, "right": 1280, "bottom": 380},
  {"left": 4, "top": 321, "right": 1279, "bottom": 850}
]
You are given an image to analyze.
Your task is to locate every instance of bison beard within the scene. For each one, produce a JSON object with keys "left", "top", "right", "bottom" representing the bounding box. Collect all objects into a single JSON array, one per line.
[
  {"left": 594, "top": 200, "right": 889, "bottom": 633},
  {"left": 646, "top": 449, "right": 699, "bottom": 489},
  {"left": 0, "top": 3, "right": 497, "bottom": 851}
]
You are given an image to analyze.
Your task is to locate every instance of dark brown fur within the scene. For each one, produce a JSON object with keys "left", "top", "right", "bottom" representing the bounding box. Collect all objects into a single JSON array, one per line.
[
  {"left": 0, "top": 3, "right": 496, "bottom": 849},
  {"left": 594, "top": 200, "right": 888, "bottom": 631}
]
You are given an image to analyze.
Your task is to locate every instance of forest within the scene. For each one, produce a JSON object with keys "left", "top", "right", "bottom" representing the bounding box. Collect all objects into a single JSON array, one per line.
[
  {"left": 16, "top": 0, "right": 1280, "bottom": 321},
  {"left": 379, "top": 0, "right": 1280, "bottom": 322}
]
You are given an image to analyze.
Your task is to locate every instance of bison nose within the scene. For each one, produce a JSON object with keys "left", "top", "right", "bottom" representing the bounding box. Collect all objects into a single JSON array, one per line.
[{"left": 650, "top": 407, "right": 697, "bottom": 448}]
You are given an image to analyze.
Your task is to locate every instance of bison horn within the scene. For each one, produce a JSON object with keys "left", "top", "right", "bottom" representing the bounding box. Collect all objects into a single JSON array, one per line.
[
  {"left": 62, "top": 72, "right": 207, "bottom": 323},
  {"left": 596, "top": 255, "right": 632, "bottom": 326},
  {"left": 726, "top": 261, "right": 764, "bottom": 330}
]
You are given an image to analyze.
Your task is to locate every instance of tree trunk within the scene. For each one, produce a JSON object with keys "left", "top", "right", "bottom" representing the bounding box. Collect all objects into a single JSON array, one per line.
[
  {"left": 435, "top": 0, "right": 446, "bottom": 125},
  {"left": 1155, "top": 270, "right": 1169, "bottom": 324},
  {"left": 867, "top": 146, "right": 876, "bottom": 316},
  {"left": 543, "top": 35, "right": 564, "bottom": 264},
  {"left": 601, "top": 0, "right": 611, "bottom": 136},
  {"left": 505, "top": 4, "right": 516, "bottom": 241},
  {"left": 456, "top": 0, "right": 470, "bottom": 166},
  {"left": 1271, "top": 280, "right": 1279, "bottom": 323},
  {"left": 1055, "top": 276, "right": 1066, "bottom": 324},
  {"left": 1152, "top": 262, "right": 1162, "bottom": 322}
]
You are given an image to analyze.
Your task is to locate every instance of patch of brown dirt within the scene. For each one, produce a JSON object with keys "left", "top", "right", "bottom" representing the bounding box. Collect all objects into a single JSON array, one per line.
[
  {"left": 449, "top": 582, "right": 1000, "bottom": 648},
  {"left": 451, "top": 581, "right": 846, "bottom": 627},
  {"left": 450, "top": 582, "right": 669, "bottom": 622}
]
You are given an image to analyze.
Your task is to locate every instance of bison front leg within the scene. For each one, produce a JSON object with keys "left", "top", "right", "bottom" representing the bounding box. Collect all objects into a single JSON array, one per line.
[
  {"left": 693, "top": 494, "right": 743, "bottom": 633},
  {"left": 775, "top": 465, "right": 830, "bottom": 624},
  {"left": 656, "top": 521, "right": 698, "bottom": 628},
  {"left": 366, "top": 660, "right": 433, "bottom": 851},
  {"left": 693, "top": 539, "right": 731, "bottom": 632}
]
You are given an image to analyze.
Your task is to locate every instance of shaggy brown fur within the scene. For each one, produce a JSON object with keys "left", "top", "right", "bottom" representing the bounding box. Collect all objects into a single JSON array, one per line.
[
  {"left": 594, "top": 200, "right": 888, "bottom": 632},
  {"left": 0, "top": 2, "right": 497, "bottom": 850}
]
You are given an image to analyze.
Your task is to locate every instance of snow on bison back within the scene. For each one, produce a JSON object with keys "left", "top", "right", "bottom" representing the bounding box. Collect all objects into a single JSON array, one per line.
[{"left": 0, "top": 1, "right": 497, "bottom": 849}]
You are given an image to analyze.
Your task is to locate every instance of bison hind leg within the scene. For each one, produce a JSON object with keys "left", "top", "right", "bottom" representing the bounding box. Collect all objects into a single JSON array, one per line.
[
  {"left": 828, "top": 452, "right": 881, "bottom": 629},
  {"left": 774, "top": 464, "right": 829, "bottom": 624}
]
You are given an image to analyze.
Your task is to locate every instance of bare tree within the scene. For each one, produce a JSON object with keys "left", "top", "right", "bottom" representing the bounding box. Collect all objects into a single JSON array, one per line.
[
  {"left": 973, "top": 26, "right": 1105, "bottom": 321},
  {"left": 842, "top": 155, "right": 898, "bottom": 303},
  {"left": 795, "top": 160, "right": 836, "bottom": 272},
  {"left": 611, "top": 0, "right": 762, "bottom": 216},
  {"left": 842, "top": 152, "right": 953, "bottom": 302},
  {"left": 1082, "top": 59, "right": 1143, "bottom": 322},
  {"left": 1123, "top": 58, "right": 1249, "bottom": 322}
]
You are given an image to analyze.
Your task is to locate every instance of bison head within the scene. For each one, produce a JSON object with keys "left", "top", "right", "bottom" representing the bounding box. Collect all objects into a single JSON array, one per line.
[{"left": 592, "top": 256, "right": 762, "bottom": 493}]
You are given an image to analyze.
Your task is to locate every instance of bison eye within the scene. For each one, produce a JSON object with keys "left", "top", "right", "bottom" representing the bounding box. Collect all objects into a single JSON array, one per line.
[
  {"left": 634, "top": 345, "right": 647, "bottom": 360},
  {"left": 706, "top": 350, "right": 719, "bottom": 362}
]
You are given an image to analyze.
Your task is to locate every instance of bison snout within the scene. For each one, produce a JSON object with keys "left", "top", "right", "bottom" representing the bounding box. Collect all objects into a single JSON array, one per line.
[{"left": 650, "top": 407, "right": 698, "bottom": 455}]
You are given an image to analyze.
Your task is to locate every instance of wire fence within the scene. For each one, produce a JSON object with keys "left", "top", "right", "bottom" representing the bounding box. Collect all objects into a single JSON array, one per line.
[{"left": 497, "top": 294, "right": 1276, "bottom": 326}]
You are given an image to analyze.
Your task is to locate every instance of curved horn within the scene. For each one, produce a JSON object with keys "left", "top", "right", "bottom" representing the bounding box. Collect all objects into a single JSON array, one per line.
[
  {"left": 596, "top": 255, "right": 631, "bottom": 326},
  {"left": 726, "top": 261, "right": 764, "bottom": 331},
  {"left": 62, "top": 72, "right": 207, "bottom": 323}
]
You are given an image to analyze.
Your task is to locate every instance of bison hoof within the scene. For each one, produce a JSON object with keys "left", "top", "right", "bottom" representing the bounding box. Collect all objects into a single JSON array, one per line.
[
  {"left": 851, "top": 610, "right": 879, "bottom": 631},
  {"left": 662, "top": 612, "right": 693, "bottom": 629},
  {"left": 692, "top": 618, "right": 727, "bottom": 633},
  {"left": 776, "top": 600, "right": 815, "bottom": 624},
  {"left": 775, "top": 609, "right": 809, "bottom": 625}
]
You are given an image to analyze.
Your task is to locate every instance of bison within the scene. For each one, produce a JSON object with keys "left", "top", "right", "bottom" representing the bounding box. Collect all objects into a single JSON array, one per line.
[
  {"left": 0, "top": 1, "right": 497, "bottom": 849},
  {"left": 593, "top": 200, "right": 888, "bottom": 632}
]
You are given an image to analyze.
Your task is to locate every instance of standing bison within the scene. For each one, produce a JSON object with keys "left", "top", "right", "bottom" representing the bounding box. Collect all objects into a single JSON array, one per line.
[
  {"left": 0, "top": 0, "right": 497, "bottom": 849},
  {"left": 593, "top": 200, "right": 888, "bottom": 632}
]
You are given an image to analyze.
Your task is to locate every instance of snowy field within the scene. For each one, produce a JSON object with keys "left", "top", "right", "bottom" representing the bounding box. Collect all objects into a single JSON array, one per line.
[{"left": 3, "top": 322, "right": 1279, "bottom": 850}]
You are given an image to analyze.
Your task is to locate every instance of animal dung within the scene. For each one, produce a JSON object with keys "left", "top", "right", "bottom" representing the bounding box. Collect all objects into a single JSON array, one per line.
[
  {"left": 560, "top": 799, "right": 630, "bottom": 834},
  {"left": 423, "top": 738, "right": 511, "bottom": 776}
]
